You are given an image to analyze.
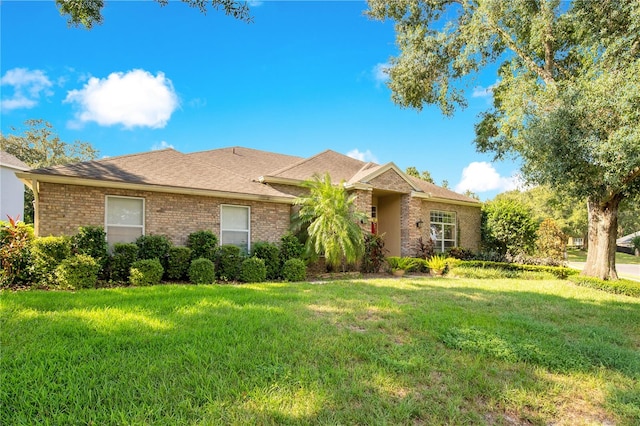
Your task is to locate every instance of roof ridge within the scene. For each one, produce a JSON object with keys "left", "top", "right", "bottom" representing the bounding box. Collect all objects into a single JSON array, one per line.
[{"left": 264, "top": 149, "right": 330, "bottom": 176}]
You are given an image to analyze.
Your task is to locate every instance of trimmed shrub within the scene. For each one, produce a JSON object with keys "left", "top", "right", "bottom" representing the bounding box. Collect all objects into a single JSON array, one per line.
[
  {"left": 361, "top": 233, "right": 386, "bottom": 273},
  {"left": 0, "top": 218, "right": 34, "bottom": 287},
  {"left": 55, "top": 254, "right": 100, "bottom": 289},
  {"left": 187, "top": 230, "right": 218, "bottom": 262},
  {"left": 282, "top": 258, "right": 306, "bottom": 282},
  {"left": 449, "top": 260, "right": 578, "bottom": 279},
  {"left": 136, "top": 234, "right": 172, "bottom": 268},
  {"left": 30, "top": 236, "right": 72, "bottom": 286},
  {"left": 130, "top": 258, "right": 163, "bottom": 286},
  {"left": 166, "top": 246, "right": 192, "bottom": 281},
  {"left": 507, "top": 253, "right": 564, "bottom": 267},
  {"left": 568, "top": 275, "right": 640, "bottom": 298},
  {"left": 240, "top": 257, "right": 267, "bottom": 283},
  {"left": 280, "top": 232, "right": 304, "bottom": 264},
  {"left": 188, "top": 258, "right": 216, "bottom": 284},
  {"left": 72, "top": 226, "right": 107, "bottom": 259},
  {"left": 110, "top": 243, "right": 139, "bottom": 282},
  {"left": 72, "top": 226, "right": 108, "bottom": 277},
  {"left": 252, "top": 242, "right": 280, "bottom": 280},
  {"left": 216, "top": 245, "right": 244, "bottom": 281}
]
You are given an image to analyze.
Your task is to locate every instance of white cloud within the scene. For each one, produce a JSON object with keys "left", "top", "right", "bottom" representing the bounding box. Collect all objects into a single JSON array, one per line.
[
  {"left": 372, "top": 62, "right": 390, "bottom": 84},
  {"left": 151, "top": 141, "right": 174, "bottom": 151},
  {"left": 247, "top": 0, "right": 263, "bottom": 6},
  {"left": 347, "top": 149, "right": 378, "bottom": 163},
  {"left": 472, "top": 80, "right": 500, "bottom": 98},
  {"left": 1, "top": 68, "right": 53, "bottom": 111},
  {"left": 455, "top": 162, "right": 521, "bottom": 193},
  {"left": 64, "top": 69, "right": 179, "bottom": 129}
]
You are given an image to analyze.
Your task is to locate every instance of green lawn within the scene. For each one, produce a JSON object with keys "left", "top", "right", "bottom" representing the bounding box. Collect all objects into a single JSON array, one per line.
[
  {"left": 2, "top": 278, "right": 639, "bottom": 425},
  {"left": 567, "top": 248, "right": 640, "bottom": 265}
]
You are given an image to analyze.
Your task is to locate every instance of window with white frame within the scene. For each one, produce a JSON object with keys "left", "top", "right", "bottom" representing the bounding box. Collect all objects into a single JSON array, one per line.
[
  {"left": 221, "top": 204, "right": 250, "bottom": 253},
  {"left": 430, "top": 210, "right": 456, "bottom": 253},
  {"left": 105, "top": 196, "right": 144, "bottom": 245}
]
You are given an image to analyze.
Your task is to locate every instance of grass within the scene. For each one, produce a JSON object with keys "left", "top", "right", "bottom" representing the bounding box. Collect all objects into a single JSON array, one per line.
[
  {"left": 567, "top": 248, "right": 640, "bottom": 265},
  {"left": 2, "top": 278, "right": 639, "bottom": 425}
]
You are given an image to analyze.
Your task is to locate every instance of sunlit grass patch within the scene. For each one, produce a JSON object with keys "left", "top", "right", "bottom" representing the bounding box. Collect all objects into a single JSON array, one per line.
[{"left": 2, "top": 277, "right": 639, "bottom": 424}]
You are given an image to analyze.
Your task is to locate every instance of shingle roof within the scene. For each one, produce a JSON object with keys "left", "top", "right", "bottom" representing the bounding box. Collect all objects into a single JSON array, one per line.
[
  {"left": 29, "top": 148, "right": 296, "bottom": 198},
  {"left": 268, "top": 150, "right": 371, "bottom": 183},
  {"left": 409, "top": 176, "right": 479, "bottom": 203},
  {"left": 0, "top": 151, "right": 29, "bottom": 170},
  {"left": 22, "top": 146, "right": 480, "bottom": 204}
]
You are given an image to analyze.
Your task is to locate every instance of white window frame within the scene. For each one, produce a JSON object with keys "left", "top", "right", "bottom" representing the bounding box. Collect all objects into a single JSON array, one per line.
[
  {"left": 105, "top": 195, "right": 145, "bottom": 246},
  {"left": 220, "top": 204, "right": 251, "bottom": 253},
  {"left": 430, "top": 210, "right": 457, "bottom": 253}
]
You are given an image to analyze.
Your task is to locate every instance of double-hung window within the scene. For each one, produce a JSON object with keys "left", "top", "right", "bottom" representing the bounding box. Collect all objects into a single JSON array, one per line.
[
  {"left": 221, "top": 205, "right": 250, "bottom": 253},
  {"left": 105, "top": 196, "right": 144, "bottom": 246},
  {"left": 430, "top": 210, "right": 456, "bottom": 253}
]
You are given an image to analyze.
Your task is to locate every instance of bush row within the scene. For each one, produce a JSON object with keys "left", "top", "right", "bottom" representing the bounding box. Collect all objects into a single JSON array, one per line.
[
  {"left": 449, "top": 260, "right": 578, "bottom": 279},
  {"left": 568, "top": 275, "right": 640, "bottom": 298},
  {"left": 0, "top": 223, "right": 307, "bottom": 289}
]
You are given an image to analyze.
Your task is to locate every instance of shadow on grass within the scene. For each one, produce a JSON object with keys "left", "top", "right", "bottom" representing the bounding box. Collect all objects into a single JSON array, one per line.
[{"left": 2, "top": 279, "right": 639, "bottom": 424}]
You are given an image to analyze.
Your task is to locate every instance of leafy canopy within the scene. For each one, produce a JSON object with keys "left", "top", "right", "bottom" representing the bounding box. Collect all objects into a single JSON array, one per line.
[{"left": 55, "top": 0, "right": 252, "bottom": 29}]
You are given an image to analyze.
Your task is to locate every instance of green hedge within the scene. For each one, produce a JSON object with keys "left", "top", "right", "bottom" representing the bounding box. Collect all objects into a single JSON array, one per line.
[
  {"left": 239, "top": 257, "right": 267, "bottom": 283},
  {"left": 251, "top": 242, "right": 280, "bottom": 280},
  {"left": 110, "top": 243, "right": 139, "bottom": 282},
  {"left": 216, "top": 245, "right": 244, "bottom": 281},
  {"left": 451, "top": 260, "right": 578, "bottom": 279},
  {"left": 30, "top": 236, "right": 72, "bottom": 286},
  {"left": 282, "top": 258, "right": 306, "bottom": 282},
  {"left": 568, "top": 275, "right": 640, "bottom": 298},
  {"left": 187, "top": 230, "right": 218, "bottom": 262},
  {"left": 188, "top": 258, "right": 216, "bottom": 284},
  {"left": 166, "top": 246, "right": 192, "bottom": 281},
  {"left": 130, "top": 259, "right": 164, "bottom": 287},
  {"left": 55, "top": 254, "right": 100, "bottom": 290}
]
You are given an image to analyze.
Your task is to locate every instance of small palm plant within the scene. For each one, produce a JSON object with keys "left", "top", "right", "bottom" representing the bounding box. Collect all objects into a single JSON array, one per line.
[
  {"left": 293, "top": 173, "right": 367, "bottom": 271},
  {"left": 426, "top": 254, "right": 448, "bottom": 276}
]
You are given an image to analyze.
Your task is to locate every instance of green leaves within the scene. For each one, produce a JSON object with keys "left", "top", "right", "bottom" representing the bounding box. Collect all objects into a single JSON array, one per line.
[{"left": 293, "top": 173, "right": 366, "bottom": 271}]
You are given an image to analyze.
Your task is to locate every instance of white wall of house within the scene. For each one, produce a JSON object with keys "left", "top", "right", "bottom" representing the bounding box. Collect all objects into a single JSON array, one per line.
[{"left": 1, "top": 166, "right": 26, "bottom": 221}]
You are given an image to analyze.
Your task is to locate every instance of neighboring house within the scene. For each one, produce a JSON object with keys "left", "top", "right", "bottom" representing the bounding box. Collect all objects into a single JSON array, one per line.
[
  {"left": 0, "top": 151, "right": 29, "bottom": 221},
  {"left": 617, "top": 231, "right": 640, "bottom": 255},
  {"left": 16, "top": 147, "right": 481, "bottom": 257},
  {"left": 567, "top": 236, "right": 585, "bottom": 249}
]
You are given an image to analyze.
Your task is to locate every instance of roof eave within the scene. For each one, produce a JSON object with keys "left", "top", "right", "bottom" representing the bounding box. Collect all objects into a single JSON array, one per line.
[
  {"left": 17, "top": 172, "right": 296, "bottom": 204},
  {"left": 426, "top": 195, "right": 482, "bottom": 207}
]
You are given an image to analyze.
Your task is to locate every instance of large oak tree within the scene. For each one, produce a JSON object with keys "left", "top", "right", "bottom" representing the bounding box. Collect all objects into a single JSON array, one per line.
[
  {"left": 368, "top": 0, "right": 640, "bottom": 279},
  {"left": 56, "top": 0, "right": 252, "bottom": 29}
]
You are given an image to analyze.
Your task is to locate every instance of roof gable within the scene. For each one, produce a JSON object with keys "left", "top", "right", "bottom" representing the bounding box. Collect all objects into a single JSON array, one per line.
[{"left": 266, "top": 150, "right": 370, "bottom": 183}]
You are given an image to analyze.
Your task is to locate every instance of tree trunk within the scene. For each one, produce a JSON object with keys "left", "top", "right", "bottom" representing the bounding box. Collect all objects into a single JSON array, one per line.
[{"left": 582, "top": 196, "right": 621, "bottom": 280}]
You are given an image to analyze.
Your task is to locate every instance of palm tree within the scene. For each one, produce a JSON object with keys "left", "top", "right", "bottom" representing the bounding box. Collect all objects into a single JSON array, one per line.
[{"left": 293, "top": 173, "right": 366, "bottom": 271}]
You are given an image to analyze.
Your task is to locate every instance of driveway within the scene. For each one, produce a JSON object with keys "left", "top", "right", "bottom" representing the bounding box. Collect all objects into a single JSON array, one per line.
[{"left": 568, "top": 262, "right": 640, "bottom": 281}]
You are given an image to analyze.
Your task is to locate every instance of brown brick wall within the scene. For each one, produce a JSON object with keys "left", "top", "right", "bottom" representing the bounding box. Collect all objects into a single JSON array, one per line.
[
  {"left": 37, "top": 182, "right": 292, "bottom": 246},
  {"left": 419, "top": 200, "right": 481, "bottom": 252},
  {"left": 368, "top": 169, "right": 414, "bottom": 193}
]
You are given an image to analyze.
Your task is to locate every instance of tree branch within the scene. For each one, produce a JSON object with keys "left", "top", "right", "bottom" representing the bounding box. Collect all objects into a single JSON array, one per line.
[{"left": 486, "top": 16, "right": 555, "bottom": 85}]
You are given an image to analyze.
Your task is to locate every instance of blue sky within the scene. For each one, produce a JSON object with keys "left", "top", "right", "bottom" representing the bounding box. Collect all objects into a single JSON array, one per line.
[{"left": 1, "top": 0, "right": 521, "bottom": 200}]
